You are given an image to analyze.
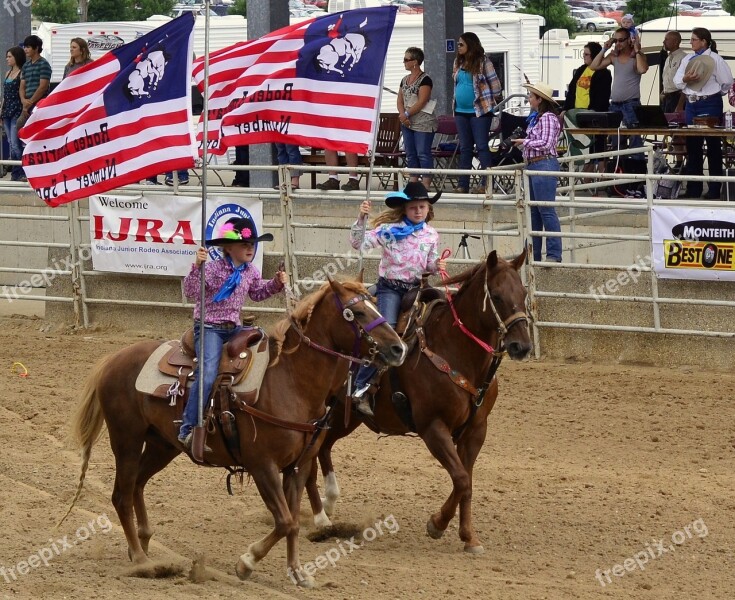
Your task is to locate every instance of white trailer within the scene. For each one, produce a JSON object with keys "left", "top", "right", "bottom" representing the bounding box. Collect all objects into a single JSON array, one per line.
[
  {"left": 380, "top": 11, "right": 545, "bottom": 113},
  {"left": 36, "top": 15, "right": 248, "bottom": 84},
  {"left": 638, "top": 15, "right": 735, "bottom": 106}
]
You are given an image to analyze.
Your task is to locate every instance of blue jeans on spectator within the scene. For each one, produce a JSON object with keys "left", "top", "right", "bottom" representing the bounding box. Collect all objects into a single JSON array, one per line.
[
  {"left": 609, "top": 98, "right": 643, "bottom": 157},
  {"left": 146, "top": 170, "right": 188, "bottom": 184},
  {"left": 179, "top": 323, "right": 243, "bottom": 440},
  {"left": 684, "top": 94, "right": 723, "bottom": 198},
  {"left": 352, "top": 278, "right": 408, "bottom": 390},
  {"left": 275, "top": 143, "right": 302, "bottom": 174},
  {"left": 528, "top": 157, "right": 562, "bottom": 262},
  {"left": 455, "top": 111, "right": 493, "bottom": 189},
  {"left": 401, "top": 125, "right": 435, "bottom": 181},
  {"left": 3, "top": 116, "right": 24, "bottom": 180}
]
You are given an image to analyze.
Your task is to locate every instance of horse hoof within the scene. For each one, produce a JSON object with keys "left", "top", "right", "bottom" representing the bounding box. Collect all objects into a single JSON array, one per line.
[
  {"left": 314, "top": 509, "right": 332, "bottom": 529},
  {"left": 235, "top": 554, "right": 255, "bottom": 580},
  {"left": 321, "top": 497, "right": 336, "bottom": 518},
  {"left": 426, "top": 518, "right": 445, "bottom": 540},
  {"left": 297, "top": 573, "right": 316, "bottom": 588},
  {"left": 464, "top": 543, "right": 485, "bottom": 554}
]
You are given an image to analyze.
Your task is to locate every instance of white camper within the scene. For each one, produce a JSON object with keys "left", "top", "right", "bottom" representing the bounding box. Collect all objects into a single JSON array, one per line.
[
  {"left": 36, "top": 15, "right": 247, "bottom": 84},
  {"left": 380, "top": 11, "right": 545, "bottom": 113},
  {"left": 638, "top": 15, "right": 735, "bottom": 107}
]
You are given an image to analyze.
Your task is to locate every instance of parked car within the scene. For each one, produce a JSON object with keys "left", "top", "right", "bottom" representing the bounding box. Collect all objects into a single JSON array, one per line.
[{"left": 571, "top": 8, "right": 618, "bottom": 31}]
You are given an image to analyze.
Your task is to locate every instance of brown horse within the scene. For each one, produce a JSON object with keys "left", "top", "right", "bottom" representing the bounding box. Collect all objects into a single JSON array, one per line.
[
  {"left": 64, "top": 278, "right": 405, "bottom": 587},
  {"left": 305, "top": 249, "right": 532, "bottom": 553}
]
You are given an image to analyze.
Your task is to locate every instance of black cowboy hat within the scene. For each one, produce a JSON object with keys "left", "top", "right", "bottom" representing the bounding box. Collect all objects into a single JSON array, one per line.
[
  {"left": 385, "top": 181, "right": 441, "bottom": 209},
  {"left": 206, "top": 217, "right": 274, "bottom": 247}
]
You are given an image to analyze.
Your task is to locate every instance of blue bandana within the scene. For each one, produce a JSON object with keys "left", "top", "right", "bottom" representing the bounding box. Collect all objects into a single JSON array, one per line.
[
  {"left": 526, "top": 110, "right": 539, "bottom": 128},
  {"left": 383, "top": 217, "right": 425, "bottom": 241},
  {"left": 213, "top": 255, "right": 248, "bottom": 303}
]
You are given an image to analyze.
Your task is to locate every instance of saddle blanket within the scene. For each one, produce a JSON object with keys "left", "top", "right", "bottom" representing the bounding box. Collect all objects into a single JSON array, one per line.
[{"left": 135, "top": 339, "right": 270, "bottom": 402}]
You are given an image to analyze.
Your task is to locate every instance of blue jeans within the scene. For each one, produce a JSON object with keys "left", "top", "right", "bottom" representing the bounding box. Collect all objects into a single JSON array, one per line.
[
  {"left": 275, "top": 143, "right": 302, "bottom": 176},
  {"left": 609, "top": 98, "right": 643, "bottom": 156},
  {"left": 3, "top": 116, "right": 24, "bottom": 180},
  {"left": 401, "top": 125, "right": 435, "bottom": 179},
  {"left": 179, "top": 323, "right": 242, "bottom": 439},
  {"left": 353, "top": 278, "right": 407, "bottom": 390},
  {"left": 455, "top": 111, "right": 493, "bottom": 189},
  {"left": 684, "top": 94, "right": 723, "bottom": 197},
  {"left": 528, "top": 157, "right": 562, "bottom": 262}
]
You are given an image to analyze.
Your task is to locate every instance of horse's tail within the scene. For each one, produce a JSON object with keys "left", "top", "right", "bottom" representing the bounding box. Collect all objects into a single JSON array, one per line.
[{"left": 57, "top": 354, "right": 112, "bottom": 528}]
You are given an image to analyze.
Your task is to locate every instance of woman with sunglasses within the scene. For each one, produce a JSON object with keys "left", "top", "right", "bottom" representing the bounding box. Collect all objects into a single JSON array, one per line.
[
  {"left": 397, "top": 46, "right": 437, "bottom": 189},
  {"left": 452, "top": 32, "right": 502, "bottom": 194}
]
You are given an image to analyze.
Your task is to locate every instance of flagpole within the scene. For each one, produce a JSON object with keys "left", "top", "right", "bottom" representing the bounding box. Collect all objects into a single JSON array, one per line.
[
  {"left": 358, "top": 66, "right": 388, "bottom": 274},
  {"left": 193, "top": 0, "right": 212, "bottom": 459}
]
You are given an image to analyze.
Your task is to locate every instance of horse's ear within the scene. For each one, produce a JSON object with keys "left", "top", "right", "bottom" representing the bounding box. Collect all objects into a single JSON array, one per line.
[
  {"left": 329, "top": 278, "right": 346, "bottom": 295},
  {"left": 357, "top": 268, "right": 364, "bottom": 283},
  {"left": 512, "top": 246, "right": 528, "bottom": 271},
  {"left": 486, "top": 250, "right": 498, "bottom": 270}
]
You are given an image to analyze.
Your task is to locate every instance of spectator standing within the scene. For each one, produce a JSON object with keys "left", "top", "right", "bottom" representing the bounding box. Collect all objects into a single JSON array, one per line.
[
  {"left": 18, "top": 35, "right": 51, "bottom": 128},
  {"left": 589, "top": 28, "right": 648, "bottom": 150},
  {"left": 397, "top": 46, "right": 437, "bottom": 188},
  {"left": 661, "top": 32, "right": 687, "bottom": 113},
  {"left": 316, "top": 151, "right": 360, "bottom": 191},
  {"left": 231, "top": 145, "right": 250, "bottom": 187},
  {"left": 274, "top": 142, "right": 302, "bottom": 189},
  {"left": 514, "top": 83, "right": 562, "bottom": 263},
  {"left": 674, "top": 27, "right": 733, "bottom": 199},
  {"left": 452, "top": 31, "right": 502, "bottom": 194},
  {"left": 2, "top": 47, "right": 25, "bottom": 182},
  {"left": 63, "top": 38, "right": 92, "bottom": 80}
]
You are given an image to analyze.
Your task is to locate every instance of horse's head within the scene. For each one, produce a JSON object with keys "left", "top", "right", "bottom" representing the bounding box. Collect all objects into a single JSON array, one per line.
[
  {"left": 483, "top": 248, "right": 532, "bottom": 360},
  {"left": 326, "top": 278, "right": 406, "bottom": 367}
]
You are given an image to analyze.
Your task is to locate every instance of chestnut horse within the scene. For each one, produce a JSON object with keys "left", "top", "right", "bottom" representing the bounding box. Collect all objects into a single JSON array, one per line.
[
  {"left": 64, "top": 279, "right": 405, "bottom": 587},
  {"left": 305, "top": 250, "right": 532, "bottom": 553}
]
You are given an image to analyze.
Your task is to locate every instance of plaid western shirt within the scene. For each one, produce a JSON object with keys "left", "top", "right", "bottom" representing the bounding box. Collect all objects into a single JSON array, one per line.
[
  {"left": 453, "top": 56, "right": 502, "bottom": 117},
  {"left": 521, "top": 112, "right": 561, "bottom": 161}
]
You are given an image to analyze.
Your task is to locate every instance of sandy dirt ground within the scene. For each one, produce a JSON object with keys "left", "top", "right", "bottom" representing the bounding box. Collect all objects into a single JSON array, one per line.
[{"left": 1, "top": 316, "right": 733, "bottom": 600}]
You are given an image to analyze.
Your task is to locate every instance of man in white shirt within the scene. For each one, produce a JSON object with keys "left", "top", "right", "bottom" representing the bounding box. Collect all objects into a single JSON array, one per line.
[{"left": 661, "top": 32, "right": 687, "bottom": 113}]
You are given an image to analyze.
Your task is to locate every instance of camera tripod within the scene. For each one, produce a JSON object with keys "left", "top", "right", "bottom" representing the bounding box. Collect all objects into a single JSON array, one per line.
[{"left": 457, "top": 233, "right": 481, "bottom": 259}]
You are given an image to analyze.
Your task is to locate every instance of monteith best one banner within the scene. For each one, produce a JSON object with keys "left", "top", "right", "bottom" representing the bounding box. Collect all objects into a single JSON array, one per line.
[
  {"left": 193, "top": 6, "right": 397, "bottom": 155},
  {"left": 19, "top": 14, "right": 197, "bottom": 207}
]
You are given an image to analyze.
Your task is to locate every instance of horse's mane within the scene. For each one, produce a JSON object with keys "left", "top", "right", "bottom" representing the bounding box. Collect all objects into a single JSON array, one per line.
[{"left": 268, "top": 278, "right": 368, "bottom": 364}]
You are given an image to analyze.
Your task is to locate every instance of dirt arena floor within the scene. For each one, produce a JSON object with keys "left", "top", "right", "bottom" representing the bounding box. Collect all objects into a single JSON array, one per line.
[{"left": 1, "top": 316, "right": 733, "bottom": 600}]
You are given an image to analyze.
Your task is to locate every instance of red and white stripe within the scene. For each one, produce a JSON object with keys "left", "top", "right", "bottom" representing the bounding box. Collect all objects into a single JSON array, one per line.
[{"left": 194, "top": 19, "right": 380, "bottom": 155}]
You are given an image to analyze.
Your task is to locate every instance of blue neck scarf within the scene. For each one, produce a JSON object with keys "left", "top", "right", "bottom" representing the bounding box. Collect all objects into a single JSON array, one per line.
[
  {"left": 213, "top": 255, "right": 248, "bottom": 303},
  {"left": 526, "top": 110, "right": 539, "bottom": 128},
  {"left": 385, "top": 216, "right": 424, "bottom": 241}
]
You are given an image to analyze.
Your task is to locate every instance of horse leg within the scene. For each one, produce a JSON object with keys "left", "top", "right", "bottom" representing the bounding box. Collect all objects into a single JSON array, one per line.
[
  {"left": 421, "top": 423, "right": 473, "bottom": 547},
  {"left": 133, "top": 435, "right": 181, "bottom": 555},
  {"left": 455, "top": 419, "right": 489, "bottom": 553},
  {"left": 109, "top": 430, "right": 149, "bottom": 564},
  {"left": 282, "top": 462, "right": 316, "bottom": 588},
  {"left": 306, "top": 458, "right": 332, "bottom": 529},
  {"left": 235, "top": 464, "right": 295, "bottom": 582}
]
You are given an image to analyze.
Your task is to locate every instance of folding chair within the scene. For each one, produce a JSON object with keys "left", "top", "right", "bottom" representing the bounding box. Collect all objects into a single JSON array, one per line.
[
  {"left": 369, "top": 112, "right": 404, "bottom": 190},
  {"left": 431, "top": 115, "right": 459, "bottom": 191}
]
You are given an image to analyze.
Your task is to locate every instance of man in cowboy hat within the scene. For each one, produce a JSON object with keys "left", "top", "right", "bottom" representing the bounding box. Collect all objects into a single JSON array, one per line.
[{"left": 177, "top": 216, "right": 287, "bottom": 451}]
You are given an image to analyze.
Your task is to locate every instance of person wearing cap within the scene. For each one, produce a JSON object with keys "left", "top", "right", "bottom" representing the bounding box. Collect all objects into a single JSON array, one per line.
[
  {"left": 513, "top": 83, "right": 563, "bottom": 263},
  {"left": 348, "top": 181, "right": 446, "bottom": 416},
  {"left": 177, "top": 217, "right": 287, "bottom": 450},
  {"left": 674, "top": 27, "right": 733, "bottom": 199}
]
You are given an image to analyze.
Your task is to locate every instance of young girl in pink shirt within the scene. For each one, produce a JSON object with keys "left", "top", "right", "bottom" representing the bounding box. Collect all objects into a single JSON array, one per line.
[{"left": 348, "top": 181, "right": 446, "bottom": 416}]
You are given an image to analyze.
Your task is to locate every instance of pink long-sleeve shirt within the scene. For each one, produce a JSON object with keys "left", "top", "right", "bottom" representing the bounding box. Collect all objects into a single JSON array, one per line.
[
  {"left": 183, "top": 258, "right": 283, "bottom": 325},
  {"left": 350, "top": 218, "right": 440, "bottom": 283},
  {"left": 521, "top": 111, "right": 561, "bottom": 161}
]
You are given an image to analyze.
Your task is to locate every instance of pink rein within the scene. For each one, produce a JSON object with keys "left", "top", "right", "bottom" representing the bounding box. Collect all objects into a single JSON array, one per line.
[{"left": 438, "top": 248, "right": 496, "bottom": 354}]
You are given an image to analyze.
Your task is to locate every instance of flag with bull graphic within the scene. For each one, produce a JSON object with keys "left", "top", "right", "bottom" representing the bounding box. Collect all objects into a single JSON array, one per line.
[
  {"left": 194, "top": 6, "right": 397, "bottom": 155},
  {"left": 19, "top": 14, "right": 197, "bottom": 207}
]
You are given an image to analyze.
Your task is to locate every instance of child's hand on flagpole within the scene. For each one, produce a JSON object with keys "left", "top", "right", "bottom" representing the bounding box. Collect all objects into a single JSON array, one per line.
[
  {"left": 276, "top": 270, "right": 288, "bottom": 285},
  {"left": 194, "top": 247, "right": 208, "bottom": 266},
  {"left": 359, "top": 200, "right": 371, "bottom": 219}
]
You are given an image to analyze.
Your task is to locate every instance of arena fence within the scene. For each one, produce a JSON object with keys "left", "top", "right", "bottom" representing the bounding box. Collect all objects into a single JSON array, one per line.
[{"left": 1, "top": 151, "right": 734, "bottom": 358}]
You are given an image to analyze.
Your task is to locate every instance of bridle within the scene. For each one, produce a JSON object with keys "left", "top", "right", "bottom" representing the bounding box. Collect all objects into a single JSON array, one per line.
[{"left": 289, "top": 290, "right": 388, "bottom": 367}]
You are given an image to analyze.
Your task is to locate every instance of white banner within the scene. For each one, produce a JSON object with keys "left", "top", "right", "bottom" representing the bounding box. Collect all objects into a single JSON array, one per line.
[
  {"left": 90, "top": 195, "right": 265, "bottom": 276},
  {"left": 651, "top": 206, "right": 735, "bottom": 280}
]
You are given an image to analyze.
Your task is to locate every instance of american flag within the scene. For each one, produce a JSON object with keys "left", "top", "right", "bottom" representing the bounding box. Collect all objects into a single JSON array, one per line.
[
  {"left": 19, "top": 14, "right": 197, "bottom": 207},
  {"left": 193, "top": 6, "right": 397, "bottom": 155}
]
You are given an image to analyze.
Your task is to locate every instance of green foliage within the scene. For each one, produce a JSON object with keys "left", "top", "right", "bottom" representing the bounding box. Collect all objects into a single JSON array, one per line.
[
  {"left": 518, "top": 0, "right": 577, "bottom": 36},
  {"left": 88, "top": 0, "right": 133, "bottom": 21},
  {"left": 724, "top": 0, "right": 735, "bottom": 16},
  {"left": 32, "top": 0, "right": 78, "bottom": 23},
  {"left": 131, "top": 0, "right": 177, "bottom": 20},
  {"left": 230, "top": 0, "right": 247, "bottom": 17},
  {"left": 624, "top": 0, "right": 673, "bottom": 25}
]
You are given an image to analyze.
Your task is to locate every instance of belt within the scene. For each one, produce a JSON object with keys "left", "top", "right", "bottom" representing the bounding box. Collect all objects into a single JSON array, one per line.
[
  {"left": 379, "top": 277, "right": 419, "bottom": 291},
  {"left": 527, "top": 154, "right": 555, "bottom": 165},
  {"left": 204, "top": 321, "right": 238, "bottom": 330},
  {"left": 687, "top": 93, "right": 719, "bottom": 103}
]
